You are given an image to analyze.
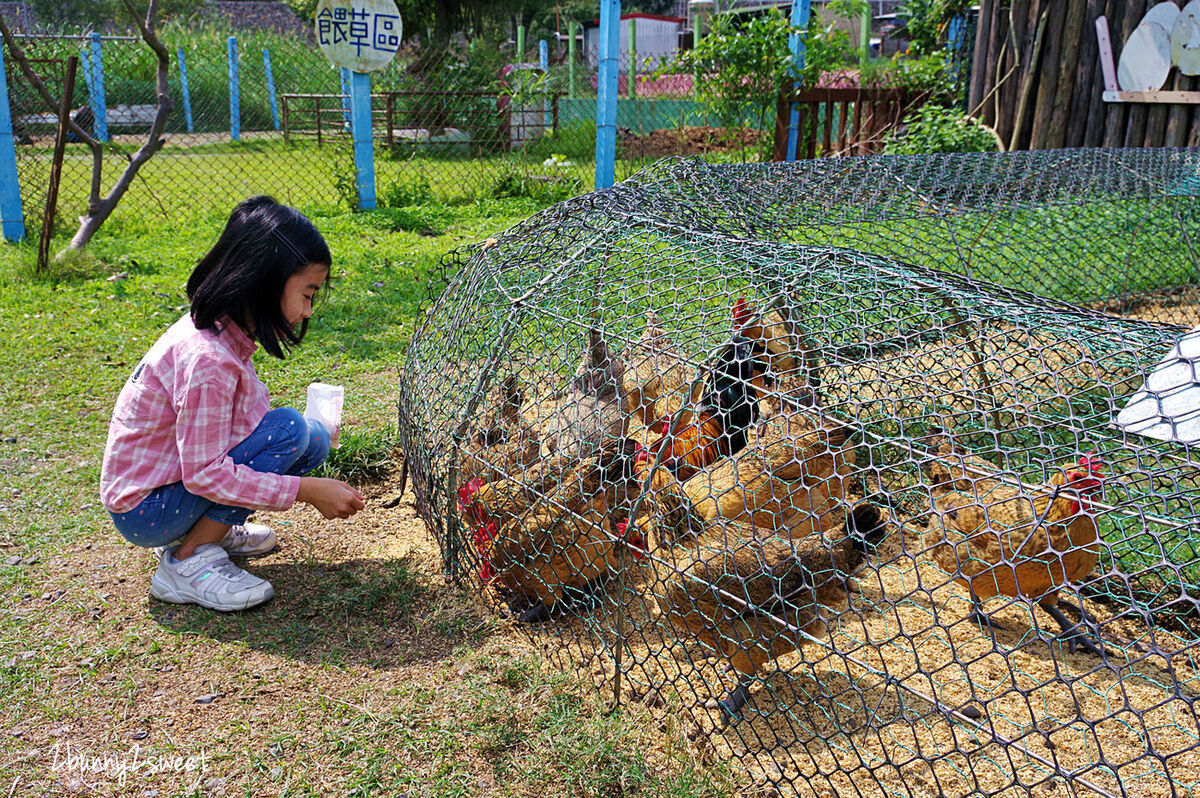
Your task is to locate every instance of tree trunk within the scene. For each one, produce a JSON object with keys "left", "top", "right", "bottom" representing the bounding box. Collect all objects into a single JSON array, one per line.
[{"left": 60, "top": 0, "right": 173, "bottom": 256}]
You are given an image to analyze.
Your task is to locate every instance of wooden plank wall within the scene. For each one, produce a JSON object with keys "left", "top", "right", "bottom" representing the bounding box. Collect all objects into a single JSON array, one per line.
[{"left": 969, "top": 0, "right": 1200, "bottom": 149}]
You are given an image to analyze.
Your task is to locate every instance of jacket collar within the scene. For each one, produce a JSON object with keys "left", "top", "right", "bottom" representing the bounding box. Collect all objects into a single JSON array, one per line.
[{"left": 213, "top": 316, "right": 258, "bottom": 363}]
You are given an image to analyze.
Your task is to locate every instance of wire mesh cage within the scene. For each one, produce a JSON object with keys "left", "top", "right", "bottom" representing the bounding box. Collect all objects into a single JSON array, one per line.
[{"left": 399, "top": 150, "right": 1200, "bottom": 795}]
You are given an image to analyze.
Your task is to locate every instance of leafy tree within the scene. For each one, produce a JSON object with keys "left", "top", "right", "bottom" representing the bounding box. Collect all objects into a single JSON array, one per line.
[
  {"left": 672, "top": 4, "right": 856, "bottom": 159},
  {"left": 22, "top": 0, "right": 199, "bottom": 30}
]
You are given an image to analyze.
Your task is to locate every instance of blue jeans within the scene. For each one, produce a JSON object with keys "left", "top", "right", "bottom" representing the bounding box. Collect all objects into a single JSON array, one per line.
[{"left": 110, "top": 407, "right": 330, "bottom": 548}]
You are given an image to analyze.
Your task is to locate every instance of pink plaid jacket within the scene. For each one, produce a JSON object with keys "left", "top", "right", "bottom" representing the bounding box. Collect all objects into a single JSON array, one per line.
[{"left": 100, "top": 313, "right": 300, "bottom": 514}]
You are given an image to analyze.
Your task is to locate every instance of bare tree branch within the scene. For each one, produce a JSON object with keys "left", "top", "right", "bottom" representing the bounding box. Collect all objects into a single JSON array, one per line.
[{"left": 62, "top": 0, "right": 174, "bottom": 255}]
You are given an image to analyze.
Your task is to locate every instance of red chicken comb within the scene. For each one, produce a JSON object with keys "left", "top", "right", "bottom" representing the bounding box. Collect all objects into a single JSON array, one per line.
[
  {"left": 456, "top": 476, "right": 483, "bottom": 509},
  {"left": 634, "top": 444, "right": 650, "bottom": 464},
  {"left": 616, "top": 521, "right": 646, "bottom": 560},
  {"left": 733, "top": 296, "right": 752, "bottom": 330},
  {"left": 1078, "top": 452, "right": 1104, "bottom": 474}
]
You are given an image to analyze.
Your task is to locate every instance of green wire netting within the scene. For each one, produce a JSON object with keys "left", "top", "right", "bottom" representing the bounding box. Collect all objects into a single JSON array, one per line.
[{"left": 398, "top": 149, "right": 1200, "bottom": 796}]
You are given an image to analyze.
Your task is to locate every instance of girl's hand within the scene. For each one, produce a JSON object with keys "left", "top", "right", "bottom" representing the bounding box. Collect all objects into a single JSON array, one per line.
[{"left": 298, "top": 477, "right": 365, "bottom": 519}]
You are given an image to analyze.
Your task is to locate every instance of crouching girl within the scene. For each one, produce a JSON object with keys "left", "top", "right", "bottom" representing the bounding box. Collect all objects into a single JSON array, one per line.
[{"left": 100, "top": 196, "right": 364, "bottom": 611}]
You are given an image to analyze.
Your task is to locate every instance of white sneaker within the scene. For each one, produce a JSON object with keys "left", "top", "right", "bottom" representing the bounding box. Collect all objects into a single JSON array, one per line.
[
  {"left": 150, "top": 544, "right": 274, "bottom": 611},
  {"left": 219, "top": 522, "right": 277, "bottom": 557}
]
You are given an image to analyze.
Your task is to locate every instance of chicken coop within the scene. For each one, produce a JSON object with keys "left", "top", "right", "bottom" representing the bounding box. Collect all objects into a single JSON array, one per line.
[{"left": 398, "top": 149, "right": 1200, "bottom": 795}]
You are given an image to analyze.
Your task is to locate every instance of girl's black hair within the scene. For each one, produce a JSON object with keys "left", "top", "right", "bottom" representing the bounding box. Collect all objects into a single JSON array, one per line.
[{"left": 187, "top": 196, "right": 331, "bottom": 359}]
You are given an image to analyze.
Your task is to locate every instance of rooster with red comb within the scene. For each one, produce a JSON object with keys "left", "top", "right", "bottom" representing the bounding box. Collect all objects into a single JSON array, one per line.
[
  {"left": 457, "top": 437, "right": 646, "bottom": 623},
  {"left": 925, "top": 433, "right": 1108, "bottom": 657}
]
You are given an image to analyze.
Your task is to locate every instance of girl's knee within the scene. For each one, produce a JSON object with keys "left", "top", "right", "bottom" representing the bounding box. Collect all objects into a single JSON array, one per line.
[{"left": 263, "top": 406, "right": 310, "bottom": 450}]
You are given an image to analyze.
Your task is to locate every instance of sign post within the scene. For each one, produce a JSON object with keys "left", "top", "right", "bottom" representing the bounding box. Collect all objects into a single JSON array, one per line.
[{"left": 315, "top": 0, "right": 402, "bottom": 211}]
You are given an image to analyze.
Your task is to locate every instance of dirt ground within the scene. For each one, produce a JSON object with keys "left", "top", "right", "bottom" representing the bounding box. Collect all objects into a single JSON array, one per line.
[
  {"left": 1095, "top": 286, "right": 1200, "bottom": 328},
  {"left": 384, "top": 459, "right": 1200, "bottom": 797},
  {"left": 620, "top": 126, "right": 769, "bottom": 160}
]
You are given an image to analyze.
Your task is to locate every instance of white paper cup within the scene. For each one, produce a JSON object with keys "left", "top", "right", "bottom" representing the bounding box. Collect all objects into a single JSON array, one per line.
[{"left": 304, "top": 382, "right": 344, "bottom": 448}]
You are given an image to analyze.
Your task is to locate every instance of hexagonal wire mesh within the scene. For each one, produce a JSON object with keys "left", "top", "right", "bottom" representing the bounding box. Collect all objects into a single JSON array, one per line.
[{"left": 399, "top": 149, "right": 1200, "bottom": 795}]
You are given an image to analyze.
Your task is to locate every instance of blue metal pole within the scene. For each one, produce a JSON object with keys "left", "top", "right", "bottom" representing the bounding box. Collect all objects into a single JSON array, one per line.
[
  {"left": 177, "top": 47, "right": 194, "bottom": 133},
  {"left": 539, "top": 39, "right": 550, "bottom": 134},
  {"left": 228, "top": 36, "right": 240, "bottom": 141},
  {"left": 348, "top": 70, "right": 375, "bottom": 210},
  {"left": 946, "top": 12, "right": 967, "bottom": 101},
  {"left": 785, "top": 0, "right": 811, "bottom": 161},
  {"left": 263, "top": 48, "right": 280, "bottom": 131},
  {"left": 594, "top": 0, "right": 620, "bottom": 188},
  {"left": 340, "top": 68, "right": 352, "bottom": 130},
  {"left": 87, "top": 32, "right": 108, "bottom": 142},
  {"left": 0, "top": 43, "right": 26, "bottom": 242}
]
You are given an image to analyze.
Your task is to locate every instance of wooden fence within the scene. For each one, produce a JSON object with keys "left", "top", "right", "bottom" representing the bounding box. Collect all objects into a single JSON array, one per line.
[
  {"left": 969, "top": 0, "right": 1200, "bottom": 150},
  {"left": 772, "top": 87, "right": 930, "bottom": 160}
]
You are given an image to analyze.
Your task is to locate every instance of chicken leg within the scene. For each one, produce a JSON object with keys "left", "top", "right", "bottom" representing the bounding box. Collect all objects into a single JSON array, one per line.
[{"left": 1042, "top": 601, "right": 1105, "bottom": 657}]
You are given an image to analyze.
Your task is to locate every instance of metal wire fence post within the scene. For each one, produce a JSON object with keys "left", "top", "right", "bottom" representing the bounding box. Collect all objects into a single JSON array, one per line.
[
  {"left": 0, "top": 37, "right": 25, "bottom": 242},
  {"left": 176, "top": 46, "right": 193, "bottom": 133},
  {"left": 595, "top": 0, "right": 620, "bottom": 189},
  {"left": 227, "top": 36, "right": 240, "bottom": 141},
  {"left": 348, "top": 69, "right": 375, "bottom": 210},
  {"left": 786, "top": 0, "right": 811, "bottom": 162},
  {"left": 263, "top": 48, "right": 280, "bottom": 131},
  {"left": 84, "top": 32, "right": 108, "bottom": 142}
]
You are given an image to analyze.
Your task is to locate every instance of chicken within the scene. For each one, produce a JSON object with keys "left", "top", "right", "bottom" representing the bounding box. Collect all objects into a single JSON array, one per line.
[
  {"left": 645, "top": 296, "right": 822, "bottom": 480},
  {"left": 458, "top": 437, "right": 643, "bottom": 623},
  {"left": 639, "top": 410, "right": 858, "bottom": 547},
  {"left": 648, "top": 334, "right": 774, "bottom": 480},
  {"left": 629, "top": 406, "right": 872, "bottom": 722},
  {"left": 459, "top": 374, "right": 540, "bottom": 485},
  {"left": 731, "top": 296, "right": 808, "bottom": 379},
  {"left": 540, "top": 328, "right": 627, "bottom": 466},
  {"left": 619, "top": 310, "right": 696, "bottom": 429},
  {"left": 924, "top": 437, "right": 1106, "bottom": 656},
  {"left": 653, "top": 502, "right": 887, "bottom": 724}
]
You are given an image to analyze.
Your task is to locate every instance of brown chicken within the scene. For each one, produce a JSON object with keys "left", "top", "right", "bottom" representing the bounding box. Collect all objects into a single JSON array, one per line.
[
  {"left": 732, "top": 296, "right": 808, "bottom": 379},
  {"left": 459, "top": 375, "right": 541, "bottom": 485},
  {"left": 653, "top": 502, "right": 886, "bottom": 724},
  {"left": 632, "top": 408, "right": 874, "bottom": 723},
  {"left": 640, "top": 410, "right": 858, "bottom": 546},
  {"left": 924, "top": 438, "right": 1106, "bottom": 655},
  {"left": 458, "top": 437, "right": 642, "bottom": 623},
  {"left": 619, "top": 310, "right": 696, "bottom": 429},
  {"left": 646, "top": 299, "right": 819, "bottom": 480}
]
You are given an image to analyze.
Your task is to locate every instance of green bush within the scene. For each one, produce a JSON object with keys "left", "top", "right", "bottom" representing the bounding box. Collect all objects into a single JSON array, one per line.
[
  {"left": 381, "top": 174, "right": 434, "bottom": 208},
  {"left": 487, "top": 168, "right": 581, "bottom": 203},
  {"left": 884, "top": 105, "right": 999, "bottom": 155},
  {"left": 861, "top": 52, "right": 958, "bottom": 101}
]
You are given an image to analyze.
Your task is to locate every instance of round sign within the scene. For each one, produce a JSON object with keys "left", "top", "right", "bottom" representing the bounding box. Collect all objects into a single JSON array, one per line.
[
  {"left": 315, "top": 0, "right": 402, "bottom": 73},
  {"left": 1118, "top": 21, "right": 1173, "bottom": 91},
  {"left": 1172, "top": 2, "right": 1200, "bottom": 76}
]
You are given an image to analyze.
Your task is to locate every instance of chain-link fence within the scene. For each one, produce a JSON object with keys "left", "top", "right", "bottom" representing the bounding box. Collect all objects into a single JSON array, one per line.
[
  {"left": 0, "top": 22, "right": 599, "bottom": 230},
  {"left": 399, "top": 149, "right": 1200, "bottom": 796},
  {"left": 1, "top": 12, "right": 808, "bottom": 236}
]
